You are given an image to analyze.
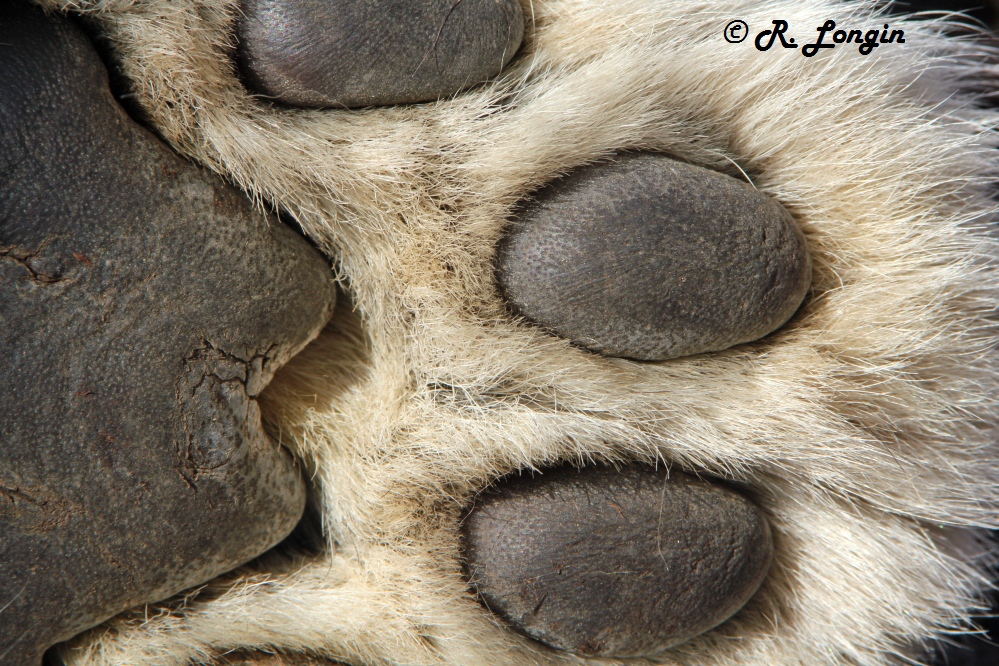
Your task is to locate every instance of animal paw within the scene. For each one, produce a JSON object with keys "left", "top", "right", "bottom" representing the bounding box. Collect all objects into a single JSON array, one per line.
[{"left": 5, "top": 1, "right": 999, "bottom": 666}]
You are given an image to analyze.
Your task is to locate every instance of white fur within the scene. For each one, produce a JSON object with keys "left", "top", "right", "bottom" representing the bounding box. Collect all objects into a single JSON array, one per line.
[{"left": 37, "top": 1, "right": 999, "bottom": 664}]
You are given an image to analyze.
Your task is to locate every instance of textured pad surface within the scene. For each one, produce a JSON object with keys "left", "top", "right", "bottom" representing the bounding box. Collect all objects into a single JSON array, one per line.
[{"left": 0, "top": 3, "right": 335, "bottom": 661}]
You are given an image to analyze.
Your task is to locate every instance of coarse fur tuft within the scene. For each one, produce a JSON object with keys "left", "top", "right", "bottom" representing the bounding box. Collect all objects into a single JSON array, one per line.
[{"left": 33, "top": 0, "right": 999, "bottom": 664}]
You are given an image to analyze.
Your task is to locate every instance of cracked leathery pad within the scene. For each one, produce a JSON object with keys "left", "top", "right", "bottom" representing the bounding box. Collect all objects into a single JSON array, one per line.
[
  {"left": 0, "top": 2, "right": 336, "bottom": 662},
  {"left": 8, "top": 0, "right": 999, "bottom": 665}
]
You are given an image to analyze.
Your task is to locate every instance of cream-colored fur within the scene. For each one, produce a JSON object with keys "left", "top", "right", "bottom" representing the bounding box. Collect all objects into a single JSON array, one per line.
[{"left": 36, "top": 0, "right": 999, "bottom": 664}]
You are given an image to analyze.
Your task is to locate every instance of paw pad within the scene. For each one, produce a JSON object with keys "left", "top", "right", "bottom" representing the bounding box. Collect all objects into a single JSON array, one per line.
[
  {"left": 236, "top": 0, "right": 525, "bottom": 108},
  {"left": 0, "top": 3, "right": 335, "bottom": 661},
  {"left": 495, "top": 153, "right": 812, "bottom": 360},
  {"left": 462, "top": 465, "right": 773, "bottom": 657}
]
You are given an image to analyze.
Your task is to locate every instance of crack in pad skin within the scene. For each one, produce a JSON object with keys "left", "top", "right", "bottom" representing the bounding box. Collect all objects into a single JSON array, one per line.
[
  {"left": 462, "top": 465, "right": 774, "bottom": 657},
  {"left": 0, "top": 3, "right": 336, "bottom": 662}
]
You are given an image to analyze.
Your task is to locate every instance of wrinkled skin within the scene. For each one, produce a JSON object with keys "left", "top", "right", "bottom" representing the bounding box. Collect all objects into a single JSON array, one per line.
[{"left": 0, "top": 4, "right": 335, "bottom": 662}]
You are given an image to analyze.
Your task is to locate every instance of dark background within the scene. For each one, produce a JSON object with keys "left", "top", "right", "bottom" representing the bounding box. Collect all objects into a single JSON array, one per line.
[{"left": 889, "top": 3, "right": 999, "bottom": 663}]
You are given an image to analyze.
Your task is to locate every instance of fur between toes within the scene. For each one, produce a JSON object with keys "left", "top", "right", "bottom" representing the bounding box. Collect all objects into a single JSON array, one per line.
[{"left": 31, "top": 1, "right": 999, "bottom": 665}]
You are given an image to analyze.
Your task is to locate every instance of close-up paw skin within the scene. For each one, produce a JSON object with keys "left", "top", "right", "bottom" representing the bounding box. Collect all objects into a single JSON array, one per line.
[
  {"left": 461, "top": 465, "right": 774, "bottom": 658},
  {"left": 236, "top": 0, "right": 525, "bottom": 108},
  {"left": 2, "top": 1, "right": 999, "bottom": 666},
  {"left": 494, "top": 153, "right": 812, "bottom": 360},
  {"left": 0, "top": 2, "right": 335, "bottom": 662}
]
